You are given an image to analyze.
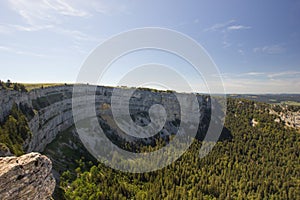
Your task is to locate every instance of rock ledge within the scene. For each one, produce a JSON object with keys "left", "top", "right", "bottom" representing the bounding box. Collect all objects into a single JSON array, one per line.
[{"left": 0, "top": 152, "right": 55, "bottom": 200}]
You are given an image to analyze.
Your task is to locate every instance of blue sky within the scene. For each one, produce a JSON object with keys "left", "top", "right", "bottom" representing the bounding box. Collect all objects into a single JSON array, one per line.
[{"left": 0, "top": 0, "right": 299, "bottom": 93}]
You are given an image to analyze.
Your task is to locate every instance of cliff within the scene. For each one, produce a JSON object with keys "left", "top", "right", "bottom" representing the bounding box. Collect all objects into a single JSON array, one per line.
[
  {"left": 0, "top": 152, "right": 55, "bottom": 199},
  {"left": 0, "top": 85, "right": 210, "bottom": 153},
  {"left": 0, "top": 86, "right": 75, "bottom": 152}
]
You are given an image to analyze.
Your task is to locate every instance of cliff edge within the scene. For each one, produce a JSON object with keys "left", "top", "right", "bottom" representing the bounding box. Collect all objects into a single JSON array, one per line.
[{"left": 0, "top": 152, "right": 55, "bottom": 200}]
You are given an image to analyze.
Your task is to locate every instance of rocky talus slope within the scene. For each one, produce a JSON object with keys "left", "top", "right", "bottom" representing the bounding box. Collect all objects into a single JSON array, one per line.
[{"left": 0, "top": 152, "right": 55, "bottom": 199}]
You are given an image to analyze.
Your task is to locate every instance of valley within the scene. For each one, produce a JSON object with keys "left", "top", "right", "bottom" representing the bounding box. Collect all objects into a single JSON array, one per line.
[{"left": 0, "top": 84, "right": 299, "bottom": 199}]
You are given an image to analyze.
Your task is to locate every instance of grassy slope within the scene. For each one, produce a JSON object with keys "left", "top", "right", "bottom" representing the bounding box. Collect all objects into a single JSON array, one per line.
[{"left": 22, "top": 83, "right": 65, "bottom": 91}]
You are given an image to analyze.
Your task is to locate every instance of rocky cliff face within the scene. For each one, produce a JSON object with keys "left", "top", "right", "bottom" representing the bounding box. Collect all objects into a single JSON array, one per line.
[
  {"left": 0, "top": 86, "right": 75, "bottom": 152},
  {"left": 0, "top": 152, "right": 55, "bottom": 199},
  {"left": 0, "top": 85, "right": 210, "bottom": 153}
]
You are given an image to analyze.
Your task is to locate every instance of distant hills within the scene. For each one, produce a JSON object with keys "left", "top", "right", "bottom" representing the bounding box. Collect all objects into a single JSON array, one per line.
[{"left": 228, "top": 94, "right": 300, "bottom": 105}]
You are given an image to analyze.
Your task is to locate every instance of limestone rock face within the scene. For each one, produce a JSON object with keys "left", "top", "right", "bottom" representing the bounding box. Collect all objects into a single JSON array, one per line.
[
  {"left": 270, "top": 107, "right": 300, "bottom": 129},
  {"left": 0, "top": 152, "right": 55, "bottom": 200},
  {"left": 0, "top": 85, "right": 211, "bottom": 152}
]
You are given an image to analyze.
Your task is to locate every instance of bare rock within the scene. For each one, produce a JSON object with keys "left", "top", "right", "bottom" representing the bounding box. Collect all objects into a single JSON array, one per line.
[{"left": 0, "top": 152, "right": 55, "bottom": 200}]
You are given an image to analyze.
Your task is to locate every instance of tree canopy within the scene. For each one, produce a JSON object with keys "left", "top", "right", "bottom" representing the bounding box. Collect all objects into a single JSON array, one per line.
[{"left": 60, "top": 98, "right": 300, "bottom": 199}]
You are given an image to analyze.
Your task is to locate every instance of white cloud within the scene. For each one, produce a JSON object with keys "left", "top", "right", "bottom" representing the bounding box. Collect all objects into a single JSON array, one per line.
[
  {"left": 267, "top": 71, "right": 300, "bottom": 78},
  {"left": 43, "top": 0, "right": 88, "bottom": 16},
  {"left": 204, "top": 20, "right": 251, "bottom": 49},
  {"left": 203, "top": 19, "right": 236, "bottom": 32},
  {"left": 3, "top": 0, "right": 127, "bottom": 44},
  {"left": 0, "top": 46, "right": 11, "bottom": 51},
  {"left": 227, "top": 25, "right": 251, "bottom": 31},
  {"left": 8, "top": 0, "right": 89, "bottom": 27},
  {"left": 223, "top": 78, "right": 300, "bottom": 94},
  {"left": 0, "top": 0, "right": 121, "bottom": 55},
  {"left": 194, "top": 70, "right": 300, "bottom": 93},
  {"left": 222, "top": 40, "right": 231, "bottom": 48},
  {"left": 93, "top": 2, "right": 129, "bottom": 15},
  {"left": 5, "top": 0, "right": 128, "bottom": 32},
  {"left": 218, "top": 71, "right": 300, "bottom": 93},
  {"left": 204, "top": 21, "right": 251, "bottom": 32},
  {"left": 218, "top": 71, "right": 300, "bottom": 79},
  {"left": 52, "top": 28, "right": 102, "bottom": 42},
  {"left": 0, "top": 25, "right": 12, "bottom": 34},
  {"left": 0, "top": 24, "right": 54, "bottom": 33},
  {"left": 238, "top": 49, "right": 245, "bottom": 55},
  {"left": 10, "top": 24, "right": 54, "bottom": 32},
  {"left": 2, "top": 0, "right": 93, "bottom": 38},
  {"left": 253, "top": 45, "right": 286, "bottom": 54},
  {"left": 0, "top": 45, "right": 48, "bottom": 57},
  {"left": 7, "top": 0, "right": 128, "bottom": 27},
  {"left": 243, "top": 72, "right": 265, "bottom": 76}
]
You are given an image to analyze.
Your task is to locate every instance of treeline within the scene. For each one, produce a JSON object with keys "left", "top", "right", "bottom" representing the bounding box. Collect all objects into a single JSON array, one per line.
[
  {"left": 60, "top": 98, "right": 300, "bottom": 199},
  {"left": 0, "top": 79, "right": 27, "bottom": 92},
  {"left": 0, "top": 103, "right": 32, "bottom": 156}
]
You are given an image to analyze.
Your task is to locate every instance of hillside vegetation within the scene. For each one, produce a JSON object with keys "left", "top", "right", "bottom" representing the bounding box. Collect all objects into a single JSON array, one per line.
[
  {"left": 22, "top": 83, "right": 65, "bottom": 91},
  {"left": 60, "top": 98, "right": 300, "bottom": 199},
  {"left": 0, "top": 103, "right": 32, "bottom": 156},
  {"left": 0, "top": 85, "right": 299, "bottom": 199},
  {"left": 0, "top": 80, "right": 27, "bottom": 92}
]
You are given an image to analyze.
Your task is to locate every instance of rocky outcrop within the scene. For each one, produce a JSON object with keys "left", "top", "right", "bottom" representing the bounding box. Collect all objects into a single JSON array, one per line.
[
  {"left": 279, "top": 111, "right": 300, "bottom": 129},
  {"left": 250, "top": 118, "right": 258, "bottom": 127},
  {"left": 270, "top": 107, "right": 300, "bottom": 129},
  {"left": 0, "top": 152, "right": 55, "bottom": 200}
]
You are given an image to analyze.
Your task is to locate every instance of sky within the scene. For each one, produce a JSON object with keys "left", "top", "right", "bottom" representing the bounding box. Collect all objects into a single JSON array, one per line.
[{"left": 0, "top": 0, "right": 300, "bottom": 93}]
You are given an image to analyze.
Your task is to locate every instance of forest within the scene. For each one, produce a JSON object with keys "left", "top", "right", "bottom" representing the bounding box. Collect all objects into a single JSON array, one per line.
[
  {"left": 59, "top": 98, "right": 300, "bottom": 199},
  {"left": 0, "top": 80, "right": 27, "bottom": 92},
  {"left": 0, "top": 103, "right": 32, "bottom": 156}
]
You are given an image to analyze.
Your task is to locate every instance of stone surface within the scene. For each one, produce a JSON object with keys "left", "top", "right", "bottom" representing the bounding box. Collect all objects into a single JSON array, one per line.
[
  {"left": 0, "top": 152, "right": 55, "bottom": 200},
  {"left": 270, "top": 107, "right": 300, "bottom": 129}
]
